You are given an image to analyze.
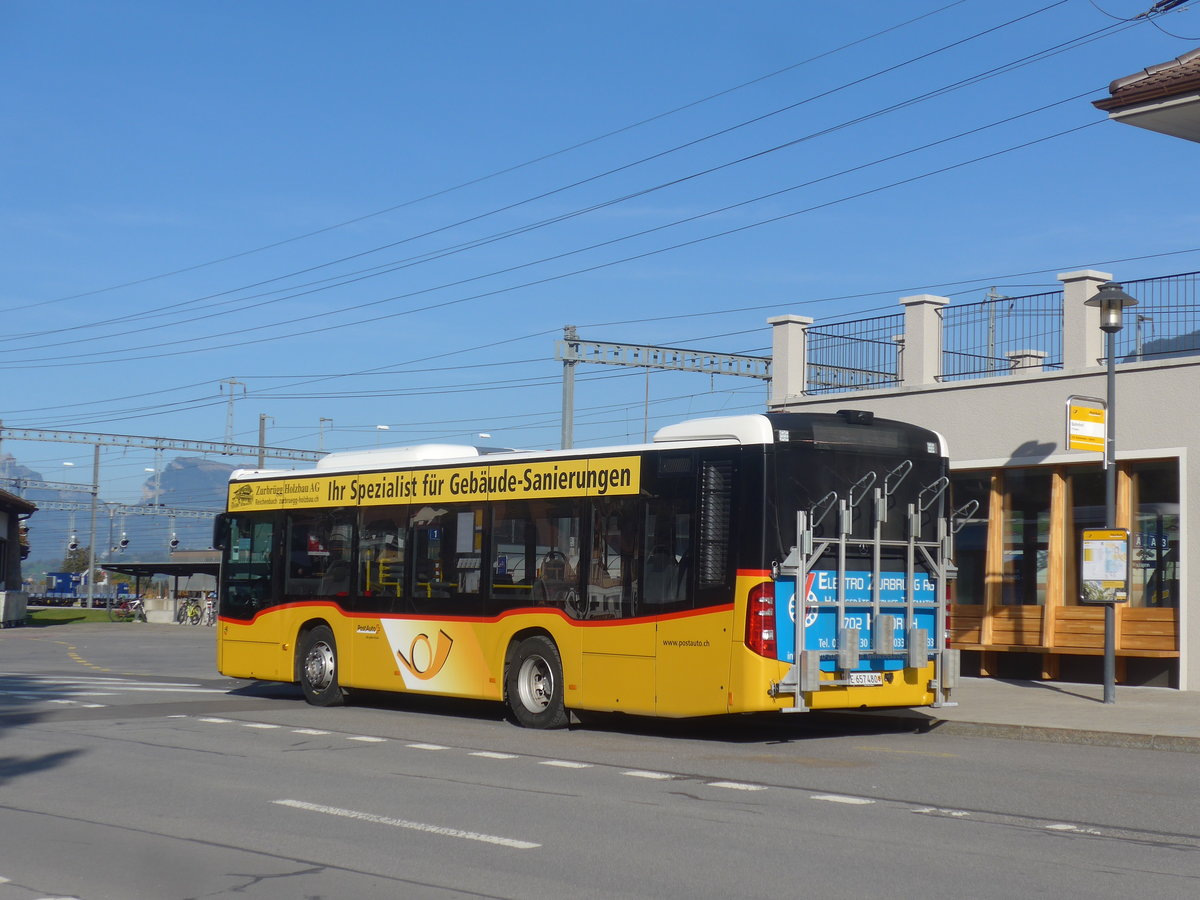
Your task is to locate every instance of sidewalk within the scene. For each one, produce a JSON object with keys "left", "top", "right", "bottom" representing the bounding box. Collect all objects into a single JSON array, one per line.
[{"left": 840, "top": 677, "right": 1200, "bottom": 752}]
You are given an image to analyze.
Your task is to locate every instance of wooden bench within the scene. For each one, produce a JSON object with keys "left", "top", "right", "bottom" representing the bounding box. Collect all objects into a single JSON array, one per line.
[{"left": 949, "top": 604, "right": 1178, "bottom": 681}]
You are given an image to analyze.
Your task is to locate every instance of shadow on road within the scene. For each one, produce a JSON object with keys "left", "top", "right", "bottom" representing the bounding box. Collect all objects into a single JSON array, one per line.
[
  {"left": 225, "top": 679, "right": 936, "bottom": 744},
  {"left": 0, "top": 749, "right": 85, "bottom": 786}
]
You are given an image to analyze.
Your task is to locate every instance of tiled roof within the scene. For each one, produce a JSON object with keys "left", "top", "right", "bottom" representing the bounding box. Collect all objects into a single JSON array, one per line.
[
  {"left": 0, "top": 488, "right": 37, "bottom": 514},
  {"left": 1094, "top": 47, "right": 1200, "bottom": 111}
]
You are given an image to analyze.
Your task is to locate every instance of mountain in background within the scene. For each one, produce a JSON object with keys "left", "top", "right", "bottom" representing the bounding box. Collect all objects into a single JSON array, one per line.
[{"left": 4, "top": 453, "right": 252, "bottom": 578}]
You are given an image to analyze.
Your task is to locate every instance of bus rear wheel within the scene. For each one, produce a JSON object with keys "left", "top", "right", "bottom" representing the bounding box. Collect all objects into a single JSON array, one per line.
[
  {"left": 505, "top": 635, "right": 568, "bottom": 729},
  {"left": 298, "top": 625, "right": 346, "bottom": 707}
]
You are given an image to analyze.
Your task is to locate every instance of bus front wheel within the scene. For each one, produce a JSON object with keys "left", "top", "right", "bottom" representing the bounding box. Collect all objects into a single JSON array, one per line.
[
  {"left": 505, "top": 636, "right": 568, "bottom": 729},
  {"left": 298, "top": 625, "right": 346, "bottom": 707}
]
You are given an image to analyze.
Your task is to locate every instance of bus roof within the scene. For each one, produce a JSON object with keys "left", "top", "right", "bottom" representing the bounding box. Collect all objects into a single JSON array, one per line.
[{"left": 228, "top": 412, "right": 945, "bottom": 483}]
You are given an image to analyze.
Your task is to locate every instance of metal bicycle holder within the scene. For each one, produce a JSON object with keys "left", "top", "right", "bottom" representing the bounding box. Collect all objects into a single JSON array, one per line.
[{"left": 772, "top": 460, "right": 969, "bottom": 712}]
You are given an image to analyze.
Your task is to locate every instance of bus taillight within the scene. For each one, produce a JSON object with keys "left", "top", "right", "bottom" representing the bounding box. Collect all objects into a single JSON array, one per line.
[{"left": 745, "top": 581, "right": 777, "bottom": 659}]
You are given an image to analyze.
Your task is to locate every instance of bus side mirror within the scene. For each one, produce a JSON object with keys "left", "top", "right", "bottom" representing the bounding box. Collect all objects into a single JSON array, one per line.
[{"left": 212, "top": 514, "right": 228, "bottom": 551}]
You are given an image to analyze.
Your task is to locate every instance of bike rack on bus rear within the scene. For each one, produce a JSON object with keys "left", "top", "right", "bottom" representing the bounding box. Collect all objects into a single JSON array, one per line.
[{"left": 772, "top": 460, "right": 963, "bottom": 712}]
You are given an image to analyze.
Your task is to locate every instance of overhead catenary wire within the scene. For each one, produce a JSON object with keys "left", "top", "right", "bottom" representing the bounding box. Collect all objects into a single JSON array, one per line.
[
  {"left": 0, "top": 116, "right": 1108, "bottom": 372},
  {"left": 3, "top": 2, "right": 1088, "bottom": 348},
  {"left": 7, "top": 5, "right": 1188, "bottom": 444},
  {"left": 0, "top": 0, "right": 978, "bottom": 319}
]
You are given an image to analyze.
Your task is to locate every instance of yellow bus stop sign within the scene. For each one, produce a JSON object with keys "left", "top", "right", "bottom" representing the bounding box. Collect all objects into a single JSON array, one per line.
[{"left": 1067, "top": 400, "right": 1105, "bottom": 453}]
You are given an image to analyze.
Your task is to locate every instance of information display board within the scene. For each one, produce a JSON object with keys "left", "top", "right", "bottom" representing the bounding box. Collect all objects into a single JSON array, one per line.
[{"left": 1080, "top": 529, "right": 1129, "bottom": 604}]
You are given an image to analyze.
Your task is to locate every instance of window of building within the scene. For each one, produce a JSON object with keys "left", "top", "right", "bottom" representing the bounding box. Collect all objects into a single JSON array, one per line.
[
  {"left": 1059, "top": 465, "right": 1104, "bottom": 606},
  {"left": 949, "top": 473, "right": 991, "bottom": 604},
  {"left": 1002, "top": 469, "right": 1050, "bottom": 605},
  {"left": 1130, "top": 460, "right": 1179, "bottom": 608}
]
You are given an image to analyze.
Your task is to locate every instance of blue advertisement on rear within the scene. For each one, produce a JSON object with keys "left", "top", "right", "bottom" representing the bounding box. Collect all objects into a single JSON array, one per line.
[{"left": 775, "top": 569, "right": 937, "bottom": 672}]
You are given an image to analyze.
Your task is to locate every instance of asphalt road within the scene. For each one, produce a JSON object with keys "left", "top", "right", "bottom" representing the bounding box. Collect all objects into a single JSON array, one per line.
[{"left": 1, "top": 623, "right": 1197, "bottom": 899}]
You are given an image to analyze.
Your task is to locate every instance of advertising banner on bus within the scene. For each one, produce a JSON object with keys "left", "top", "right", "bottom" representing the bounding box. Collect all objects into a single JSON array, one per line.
[{"left": 774, "top": 570, "right": 938, "bottom": 672}]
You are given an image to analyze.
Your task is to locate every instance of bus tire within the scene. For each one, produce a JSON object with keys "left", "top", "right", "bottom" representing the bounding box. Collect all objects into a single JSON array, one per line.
[
  {"left": 505, "top": 635, "right": 568, "bottom": 729},
  {"left": 298, "top": 625, "right": 346, "bottom": 707}
]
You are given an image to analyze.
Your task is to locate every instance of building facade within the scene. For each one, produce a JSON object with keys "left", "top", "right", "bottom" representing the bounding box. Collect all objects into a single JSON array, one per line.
[
  {"left": 0, "top": 488, "right": 37, "bottom": 626},
  {"left": 767, "top": 269, "right": 1196, "bottom": 689}
]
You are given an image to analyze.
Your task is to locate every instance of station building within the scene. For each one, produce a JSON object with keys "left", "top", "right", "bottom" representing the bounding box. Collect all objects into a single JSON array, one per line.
[
  {"left": 763, "top": 48, "right": 1200, "bottom": 690},
  {"left": 765, "top": 268, "right": 1196, "bottom": 689},
  {"left": 0, "top": 488, "right": 37, "bottom": 626}
]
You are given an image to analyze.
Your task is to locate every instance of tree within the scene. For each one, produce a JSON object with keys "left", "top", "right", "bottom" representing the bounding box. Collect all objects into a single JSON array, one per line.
[{"left": 61, "top": 546, "right": 91, "bottom": 573}]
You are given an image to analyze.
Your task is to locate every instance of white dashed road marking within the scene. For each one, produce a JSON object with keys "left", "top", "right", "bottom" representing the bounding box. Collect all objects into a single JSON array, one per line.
[
  {"left": 811, "top": 794, "right": 874, "bottom": 805},
  {"left": 708, "top": 781, "right": 767, "bottom": 791},
  {"left": 273, "top": 799, "right": 540, "bottom": 849}
]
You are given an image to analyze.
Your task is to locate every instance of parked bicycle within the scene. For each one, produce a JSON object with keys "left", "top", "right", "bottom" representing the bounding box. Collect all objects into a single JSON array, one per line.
[
  {"left": 176, "top": 597, "right": 202, "bottom": 625},
  {"left": 108, "top": 597, "right": 147, "bottom": 623},
  {"left": 201, "top": 597, "right": 217, "bottom": 627}
]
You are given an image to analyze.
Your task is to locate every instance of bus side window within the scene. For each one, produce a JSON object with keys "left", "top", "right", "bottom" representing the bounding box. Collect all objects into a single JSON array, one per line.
[
  {"left": 409, "top": 505, "right": 484, "bottom": 614},
  {"left": 643, "top": 503, "right": 692, "bottom": 610},
  {"left": 587, "top": 498, "right": 640, "bottom": 619},
  {"left": 285, "top": 513, "right": 355, "bottom": 599},
  {"left": 358, "top": 509, "right": 406, "bottom": 613}
]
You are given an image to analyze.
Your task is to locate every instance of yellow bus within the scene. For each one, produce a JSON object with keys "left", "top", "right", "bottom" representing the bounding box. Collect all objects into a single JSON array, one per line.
[{"left": 214, "top": 410, "right": 961, "bottom": 728}]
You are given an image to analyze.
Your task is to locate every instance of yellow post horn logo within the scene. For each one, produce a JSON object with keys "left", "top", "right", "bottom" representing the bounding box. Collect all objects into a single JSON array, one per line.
[{"left": 396, "top": 629, "right": 454, "bottom": 680}]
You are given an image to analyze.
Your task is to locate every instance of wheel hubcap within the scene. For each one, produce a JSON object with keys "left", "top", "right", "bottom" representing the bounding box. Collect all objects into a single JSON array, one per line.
[
  {"left": 517, "top": 655, "right": 553, "bottom": 712},
  {"left": 304, "top": 640, "right": 335, "bottom": 692}
]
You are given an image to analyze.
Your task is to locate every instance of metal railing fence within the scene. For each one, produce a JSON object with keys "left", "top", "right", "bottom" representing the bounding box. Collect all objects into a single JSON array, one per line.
[
  {"left": 939, "top": 290, "right": 1063, "bottom": 381},
  {"left": 805, "top": 313, "right": 903, "bottom": 394}
]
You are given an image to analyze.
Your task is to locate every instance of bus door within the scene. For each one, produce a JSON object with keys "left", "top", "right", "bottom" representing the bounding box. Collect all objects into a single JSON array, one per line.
[
  {"left": 579, "top": 500, "right": 655, "bottom": 714},
  {"left": 217, "top": 513, "right": 291, "bottom": 681},
  {"left": 652, "top": 458, "right": 735, "bottom": 717}
]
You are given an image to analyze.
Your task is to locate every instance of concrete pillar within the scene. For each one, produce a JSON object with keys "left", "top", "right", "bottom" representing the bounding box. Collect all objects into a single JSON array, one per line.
[
  {"left": 1059, "top": 270, "right": 1111, "bottom": 370},
  {"left": 899, "top": 294, "right": 948, "bottom": 386},
  {"left": 768, "top": 315, "right": 812, "bottom": 408},
  {"left": 1007, "top": 349, "right": 1049, "bottom": 373}
]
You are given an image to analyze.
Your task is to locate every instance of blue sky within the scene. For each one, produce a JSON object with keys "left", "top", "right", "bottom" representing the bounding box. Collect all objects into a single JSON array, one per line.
[{"left": 3, "top": 0, "right": 1199, "bottom": 504}]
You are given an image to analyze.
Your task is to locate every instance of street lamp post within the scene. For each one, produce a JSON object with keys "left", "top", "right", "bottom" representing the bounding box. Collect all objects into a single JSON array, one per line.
[{"left": 1084, "top": 281, "right": 1138, "bottom": 704}]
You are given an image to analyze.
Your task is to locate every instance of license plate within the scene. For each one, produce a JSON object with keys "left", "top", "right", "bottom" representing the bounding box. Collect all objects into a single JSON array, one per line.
[{"left": 848, "top": 672, "right": 883, "bottom": 686}]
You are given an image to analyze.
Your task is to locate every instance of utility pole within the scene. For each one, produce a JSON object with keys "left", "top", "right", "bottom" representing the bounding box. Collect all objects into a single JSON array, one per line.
[
  {"left": 86, "top": 444, "right": 99, "bottom": 610},
  {"left": 985, "top": 287, "right": 1010, "bottom": 373},
  {"left": 257, "top": 414, "right": 273, "bottom": 469},
  {"left": 560, "top": 326, "right": 579, "bottom": 450},
  {"left": 221, "top": 378, "right": 246, "bottom": 453},
  {"left": 319, "top": 417, "right": 333, "bottom": 452}
]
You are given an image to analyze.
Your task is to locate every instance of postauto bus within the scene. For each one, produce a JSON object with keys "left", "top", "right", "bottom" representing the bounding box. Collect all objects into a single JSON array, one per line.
[{"left": 213, "top": 410, "right": 961, "bottom": 728}]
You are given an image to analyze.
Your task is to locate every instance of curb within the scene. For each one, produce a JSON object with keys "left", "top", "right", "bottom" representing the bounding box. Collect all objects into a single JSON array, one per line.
[
  {"left": 826, "top": 709, "right": 1200, "bottom": 753},
  {"left": 928, "top": 719, "right": 1200, "bottom": 753}
]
